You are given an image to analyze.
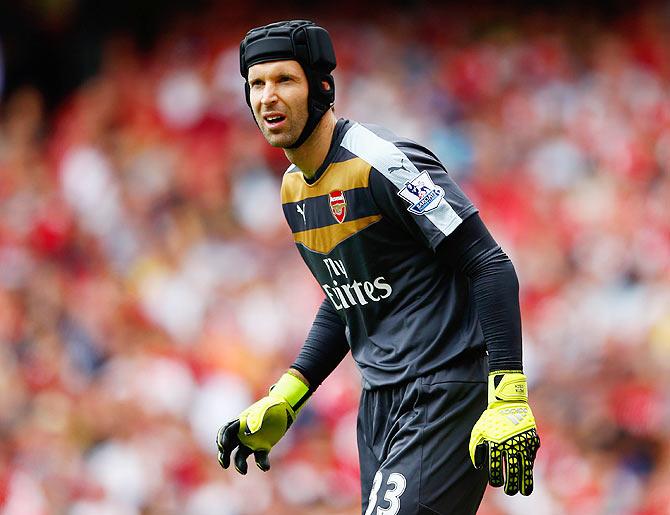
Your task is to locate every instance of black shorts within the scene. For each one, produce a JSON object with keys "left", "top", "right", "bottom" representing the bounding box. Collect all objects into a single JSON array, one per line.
[{"left": 357, "top": 361, "right": 488, "bottom": 515}]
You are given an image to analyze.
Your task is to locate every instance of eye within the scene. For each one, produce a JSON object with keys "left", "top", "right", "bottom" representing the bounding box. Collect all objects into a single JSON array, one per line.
[
  {"left": 249, "top": 79, "right": 264, "bottom": 88},
  {"left": 278, "top": 75, "right": 292, "bottom": 83}
]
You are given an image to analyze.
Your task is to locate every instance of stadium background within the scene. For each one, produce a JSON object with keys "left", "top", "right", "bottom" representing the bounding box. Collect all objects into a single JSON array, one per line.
[{"left": 1, "top": 1, "right": 669, "bottom": 513}]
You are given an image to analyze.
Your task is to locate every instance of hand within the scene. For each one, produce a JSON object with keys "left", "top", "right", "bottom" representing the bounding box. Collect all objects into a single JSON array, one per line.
[
  {"left": 469, "top": 371, "right": 540, "bottom": 496},
  {"left": 216, "top": 372, "right": 310, "bottom": 475}
]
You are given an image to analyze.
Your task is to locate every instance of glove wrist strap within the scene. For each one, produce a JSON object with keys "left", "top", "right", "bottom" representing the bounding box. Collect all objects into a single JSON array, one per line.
[
  {"left": 488, "top": 371, "right": 528, "bottom": 405},
  {"left": 271, "top": 372, "right": 311, "bottom": 413}
]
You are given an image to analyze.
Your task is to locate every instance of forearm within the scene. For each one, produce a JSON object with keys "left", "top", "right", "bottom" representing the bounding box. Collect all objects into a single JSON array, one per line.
[
  {"left": 291, "top": 298, "right": 350, "bottom": 388},
  {"left": 438, "top": 214, "right": 522, "bottom": 372},
  {"left": 467, "top": 249, "right": 522, "bottom": 372}
]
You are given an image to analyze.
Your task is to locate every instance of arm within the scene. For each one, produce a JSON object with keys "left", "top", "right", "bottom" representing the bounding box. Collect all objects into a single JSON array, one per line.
[
  {"left": 439, "top": 213, "right": 540, "bottom": 496},
  {"left": 436, "top": 213, "right": 522, "bottom": 372},
  {"left": 217, "top": 297, "right": 349, "bottom": 475},
  {"left": 290, "top": 297, "right": 349, "bottom": 388}
]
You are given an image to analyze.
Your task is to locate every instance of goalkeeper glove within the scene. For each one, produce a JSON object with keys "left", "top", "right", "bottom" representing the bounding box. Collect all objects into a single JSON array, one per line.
[
  {"left": 216, "top": 372, "right": 310, "bottom": 475},
  {"left": 469, "top": 371, "right": 540, "bottom": 496}
]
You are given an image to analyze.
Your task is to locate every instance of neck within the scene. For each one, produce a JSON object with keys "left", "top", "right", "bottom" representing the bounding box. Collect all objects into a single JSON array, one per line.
[{"left": 284, "top": 110, "right": 337, "bottom": 179}]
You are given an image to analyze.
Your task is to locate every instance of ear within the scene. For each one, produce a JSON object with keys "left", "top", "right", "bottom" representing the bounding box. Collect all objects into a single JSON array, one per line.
[{"left": 321, "top": 80, "right": 332, "bottom": 91}]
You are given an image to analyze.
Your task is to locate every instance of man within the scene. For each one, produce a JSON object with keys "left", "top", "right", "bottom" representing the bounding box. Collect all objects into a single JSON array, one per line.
[{"left": 217, "top": 20, "right": 540, "bottom": 515}]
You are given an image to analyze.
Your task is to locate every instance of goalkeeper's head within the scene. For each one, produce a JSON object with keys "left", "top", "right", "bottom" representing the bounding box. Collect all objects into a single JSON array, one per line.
[{"left": 239, "top": 20, "right": 336, "bottom": 149}]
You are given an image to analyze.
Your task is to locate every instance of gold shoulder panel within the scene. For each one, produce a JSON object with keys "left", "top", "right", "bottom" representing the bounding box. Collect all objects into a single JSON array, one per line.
[{"left": 281, "top": 157, "right": 372, "bottom": 204}]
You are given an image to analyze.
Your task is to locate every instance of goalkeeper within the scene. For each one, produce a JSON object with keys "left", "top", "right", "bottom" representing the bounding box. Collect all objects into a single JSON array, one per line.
[{"left": 218, "top": 20, "right": 540, "bottom": 514}]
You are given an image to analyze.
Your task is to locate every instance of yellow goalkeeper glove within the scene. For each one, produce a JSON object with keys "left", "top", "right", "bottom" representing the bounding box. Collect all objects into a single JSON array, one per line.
[
  {"left": 469, "top": 371, "right": 540, "bottom": 496},
  {"left": 216, "top": 372, "right": 310, "bottom": 474}
]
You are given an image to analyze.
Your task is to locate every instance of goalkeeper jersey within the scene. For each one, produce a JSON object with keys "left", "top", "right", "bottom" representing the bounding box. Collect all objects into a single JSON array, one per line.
[{"left": 281, "top": 119, "right": 486, "bottom": 388}]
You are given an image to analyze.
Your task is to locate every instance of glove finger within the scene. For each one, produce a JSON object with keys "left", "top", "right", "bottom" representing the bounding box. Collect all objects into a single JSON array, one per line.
[
  {"left": 254, "top": 450, "right": 271, "bottom": 472},
  {"left": 530, "top": 429, "right": 541, "bottom": 460},
  {"left": 216, "top": 420, "right": 241, "bottom": 469},
  {"left": 520, "top": 452, "right": 535, "bottom": 496},
  {"left": 234, "top": 445, "right": 253, "bottom": 475},
  {"left": 488, "top": 442, "right": 504, "bottom": 488},
  {"left": 217, "top": 419, "right": 241, "bottom": 450},
  {"left": 222, "top": 452, "right": 230, "bottom": 469},
  {"left": 520, "top": 431, "right": 540, "bottom": 496},
  {"left": 503, "top": 450, "right": 521, "bottom": 496},
  {"left": 473, "top": 443, "right": 487, "bottom": 469}
]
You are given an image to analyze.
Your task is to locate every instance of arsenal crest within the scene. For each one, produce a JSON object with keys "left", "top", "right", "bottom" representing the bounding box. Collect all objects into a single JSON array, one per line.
[{"left": 329, "top": 190, "right": 347, "bottom": 224}]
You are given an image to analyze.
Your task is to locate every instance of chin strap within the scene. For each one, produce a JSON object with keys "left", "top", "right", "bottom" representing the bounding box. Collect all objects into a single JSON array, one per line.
[{"left": 287, "top": 73, "right": 335, "bottom": 149}]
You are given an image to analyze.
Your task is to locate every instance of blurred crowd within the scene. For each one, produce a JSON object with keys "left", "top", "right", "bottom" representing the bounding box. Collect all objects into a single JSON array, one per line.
[{"left": 0, "top": 3, "right": 669, "bottom": 514}]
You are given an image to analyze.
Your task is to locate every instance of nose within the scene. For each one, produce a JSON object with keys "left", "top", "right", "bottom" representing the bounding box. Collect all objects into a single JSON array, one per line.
[{"left": 260, "top": 83, "right": 278, "bottom": 106}]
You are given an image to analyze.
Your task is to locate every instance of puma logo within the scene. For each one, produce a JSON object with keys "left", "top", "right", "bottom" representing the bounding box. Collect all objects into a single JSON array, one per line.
[
  {"left": 296, "top": 203, "right": 306, "bottom": 224},
  {"left": 388, "top": 159, "right": 410, "bottom": 174}
]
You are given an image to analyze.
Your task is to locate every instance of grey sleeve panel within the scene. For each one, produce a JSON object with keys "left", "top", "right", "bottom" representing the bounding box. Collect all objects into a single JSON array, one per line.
[{"left": 341, "top": 123, "right": 477, "bottom": 251}]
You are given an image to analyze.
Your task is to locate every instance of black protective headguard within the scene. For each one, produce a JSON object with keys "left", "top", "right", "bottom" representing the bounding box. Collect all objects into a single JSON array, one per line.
[{"left": 240, "top": 20, "right": 336, "bottom": 149}]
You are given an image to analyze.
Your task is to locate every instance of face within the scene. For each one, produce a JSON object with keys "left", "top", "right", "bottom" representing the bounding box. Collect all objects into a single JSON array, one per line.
[{"left": 247, "top": 60, "right": 309, "bottom": 148}]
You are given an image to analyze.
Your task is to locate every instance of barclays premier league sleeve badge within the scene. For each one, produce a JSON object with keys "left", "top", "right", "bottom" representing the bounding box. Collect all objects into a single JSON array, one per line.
[{"left": 397, "top": 171, "right": 445, "bottom": 215}]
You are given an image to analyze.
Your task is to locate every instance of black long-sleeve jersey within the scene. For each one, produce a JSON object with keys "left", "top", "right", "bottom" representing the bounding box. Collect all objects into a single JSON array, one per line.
[{"left": 282, "top": 119, "right": 508, "bottom": 389}]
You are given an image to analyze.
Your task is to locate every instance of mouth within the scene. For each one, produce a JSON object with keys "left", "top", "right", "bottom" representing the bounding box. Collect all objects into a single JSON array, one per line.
[{"left": 262, "top": 112, "right": 287, "bottom": 129}]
